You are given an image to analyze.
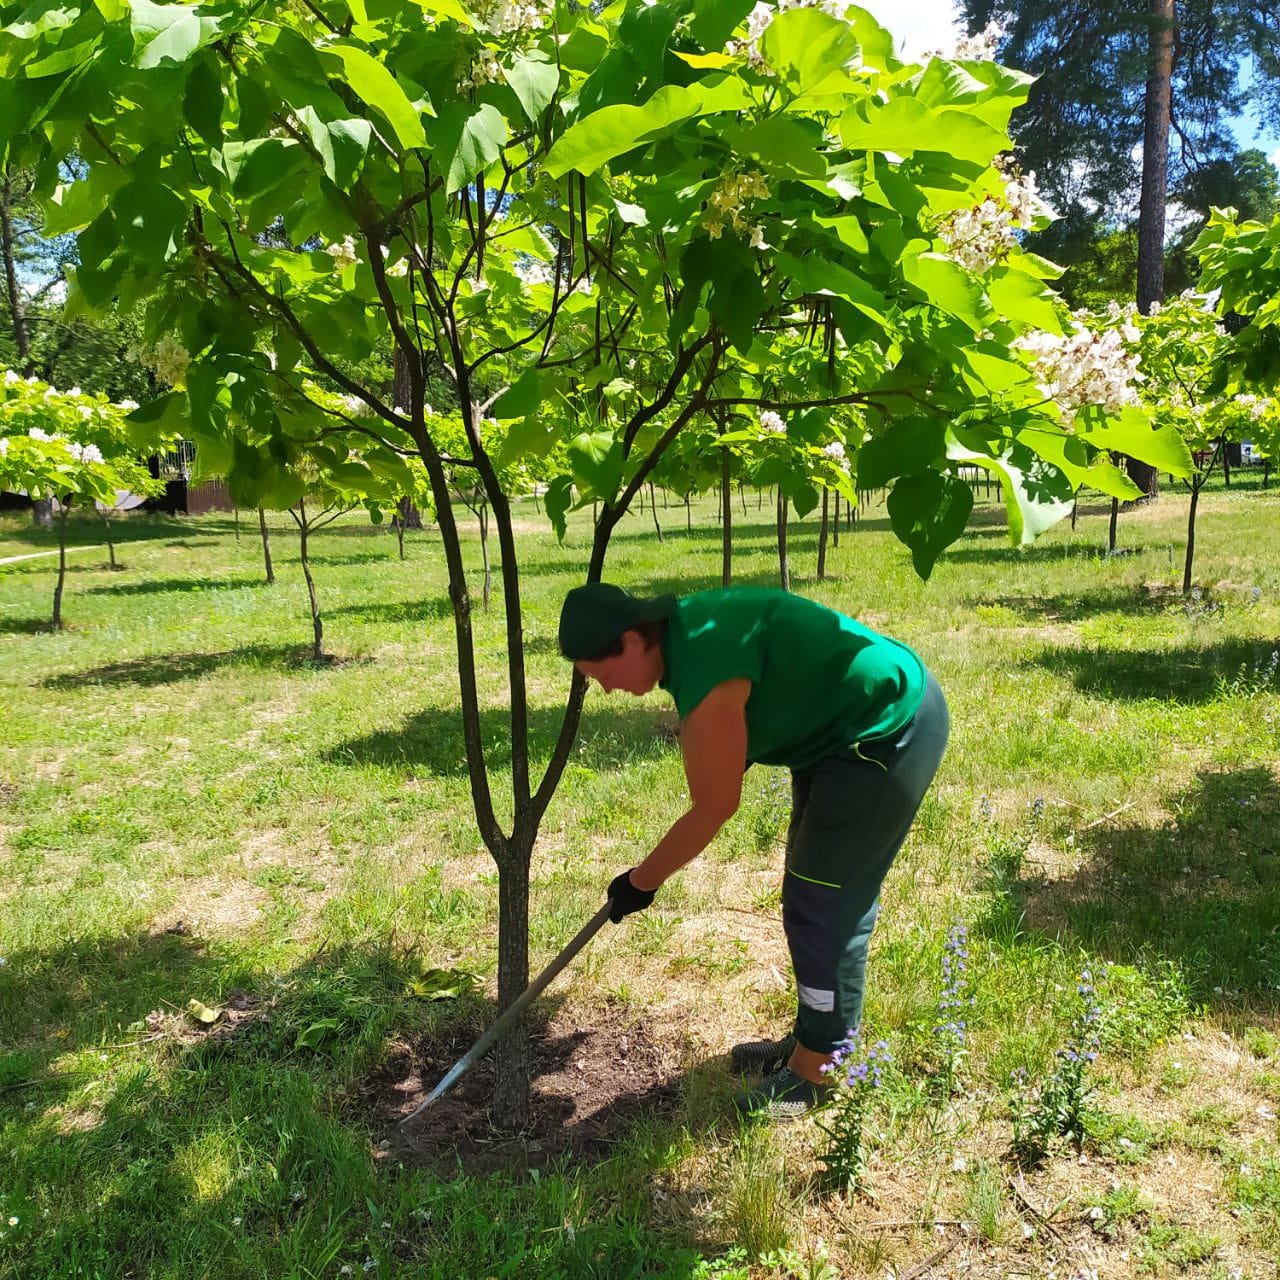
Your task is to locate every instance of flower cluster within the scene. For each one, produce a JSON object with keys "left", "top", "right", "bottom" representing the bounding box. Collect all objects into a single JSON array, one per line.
[
  {"left": 459, "top": 46, "right": 502, "bottom": 91},
  {"left": 937, "top": 162, "right": 1050, "bottom": 274},
  {"left": 701, "top": 170, "right": 770, "bottom": 245},
  {"left": 825, "top": 1028, "right": 891, "bottom": 1089},
  {"left": 135, "top": 334, "right": 191, "bottom": 388},
  {"left": 817, "top": 1028, "right": 891, "bottom": 1190},
  {"left": 1012, "top": 320, "right": 1143, "bottom": 416},
  {"left": 727, "top": 0, "right": 849, "bottom": 68},
  {"left": 934, "top": 923, "right": 972, "bottom": 1082},
  {"left": 822, "top": 440, "right": 847, "bottom": 462},
  {"left": 1009, "top": 965, "right": 1107, "bottom": 1164},
  {"left": 325, "top": 236, "right": 358, "bottom": 272},
  {"left": 951, "top": 20, "right": 1005, "bottom": 61},
  {"left": 759, "top": 409, "right": 786, "bottom": 434},
  {"left": 67, "top": 441, "right": 105, "bottom": 464},
  {"left": 471, "top": 0, "right": 553, "bottom": 33}
]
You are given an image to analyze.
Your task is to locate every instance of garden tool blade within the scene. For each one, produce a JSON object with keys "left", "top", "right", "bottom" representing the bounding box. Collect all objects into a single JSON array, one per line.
[{"left": 398, "top": 899, "right": 615, "bottom": 1127}]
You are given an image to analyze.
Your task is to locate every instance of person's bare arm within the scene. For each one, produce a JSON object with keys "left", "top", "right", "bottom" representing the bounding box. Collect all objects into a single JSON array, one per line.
[{"left": 628, "top": 678, "right": 750, "bottom": 891}]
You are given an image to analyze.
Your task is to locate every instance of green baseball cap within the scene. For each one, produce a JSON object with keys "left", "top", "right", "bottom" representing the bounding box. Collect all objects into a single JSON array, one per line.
[{"left": 558, "top": 582, "right": 677, "bottom": 660}]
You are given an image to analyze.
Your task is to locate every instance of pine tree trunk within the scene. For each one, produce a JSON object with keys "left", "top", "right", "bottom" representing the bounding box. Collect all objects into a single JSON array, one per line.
[
  {"left": 1183, "top": 480, "right": 1200, "bottom": 594},
  {"left": 777, "top": 490, "right": 790, "bottom": 591},
  {"left": 817, "top": 488, "right": 829, "bottom": 580},
  {"left": 298, "top": 505, "right": 324, "bottom": 662},
  {"left": 52, "top": 502, "right": 68, "bottom": 628},
  {"left": 1130, "top": 0, "right": 1176, "bottom": 502},
  {"left": 258, "top": 508, "right": 275, "bottom": 585}
]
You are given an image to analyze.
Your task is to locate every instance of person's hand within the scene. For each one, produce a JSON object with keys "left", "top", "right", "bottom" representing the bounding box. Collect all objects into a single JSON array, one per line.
[{"left": 607, "top": 869, "right": 657, "bottom": 923}]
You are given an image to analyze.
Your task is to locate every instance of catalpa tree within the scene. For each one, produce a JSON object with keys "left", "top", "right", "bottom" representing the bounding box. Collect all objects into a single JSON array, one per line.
[{"left": 1, "top": 0, "right": 1185, "bottom": 1119}]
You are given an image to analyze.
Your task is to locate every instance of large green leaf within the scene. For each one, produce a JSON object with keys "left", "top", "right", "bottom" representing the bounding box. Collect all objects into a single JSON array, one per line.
[
  {"left": 502, "top": 51, "right": 558, "bottom": 126},
  {"left": 887, "top": 471, "right": 973, "bottom": 579},
  {"left": 688, "top": 0, "right": 756, "bottom": 49},
  {"left": 112, "top": 180, "right": 188, "bottom": 266},
  {"left": 130, "top": 0, "right": 220, "bottom": 70},
  {"left": 545, "top": 77, "right": 750, "bottom": 178},
  {"left": 760, "top": 8, "right": 860, "bottom": 97},
  {"left": 496, "top": 415, "right": 557, "bottom": 469},
  {"left": 948, "top": 435, "right": 1074, "bottom": 544},
  {"left": 489, "top": 367, "right": 541, "bottom": 420},
  {"left": 841, "top": 97, "right": 1008, "bottom": 166},
  {"left": 433, "top": 102, "right": 508, "bottom": 192},
  {"left": 182, "top": 55, "right": 223, "bottom": 144},
  {"left": 720, "top": 117, "right": 827, "bottom": 179},
  {"left": 221, "top": 138, "right": 309, "bottom": 201},
  {"left": 842, "top": 6, "right": 900, "bottom": 72},
  {"left": 1075, "top": 406, "right": 1194, "bottom": 477},
  {"left": 856, "top": 417, "right": 947, "bottom": 489},
  {"left": 324, "top": 44, "right": 428, "bottom": 152},
  {"left": 543, "top": 474, "right": 574, "bottom": 541},
  {"left": 774, "top": 251, "right": 887, "bottom": 324},
  {"left": 902, "top": 252, "right": 987, "bottom": 330},
  {"left": 295, "top": 107, "right": 373, "bottom": 189},
  {"left": 567, "top": 431, "right": 624, "bottom": 502},
  {"left": 986, "top": 266, "right": 1064, "bottom": 334}
]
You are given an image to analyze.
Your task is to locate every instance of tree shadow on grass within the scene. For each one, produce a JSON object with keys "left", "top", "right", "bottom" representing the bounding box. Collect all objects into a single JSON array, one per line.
[
  {"left": 81, "top": 575, "right": 270, "bottom": 597},
  {"left": 39, "top": 643, "right": 307, "bottom": 690},
  {"left": 1027, "top": 637, "right": 1280, "bottom": 702},
  {"left": 1013, "top": 766, "right": 1280, "bottom": 1011},
  {"left": 324, "top": 597, "right": 452, "bottom": 626},
  {"left": 981, "top": 585, "right": 1180, "bottom": 623},
  {"left": 943, "top": 540, "right": 1114, "bottom": 566},
  {"left": 1, "top": 927, "right": 719, "bottom": 1273},
  {"left": 322, "top": 701, "right": 678, "bottom": 777},
  {"left": 0, "top": 616, "right": 55, "bottom": 636}
]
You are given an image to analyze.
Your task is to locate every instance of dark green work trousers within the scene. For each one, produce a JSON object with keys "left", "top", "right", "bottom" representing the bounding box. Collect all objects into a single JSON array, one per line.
[{"left": 783, "top": 672, "right": 949, "bottom": 1054}]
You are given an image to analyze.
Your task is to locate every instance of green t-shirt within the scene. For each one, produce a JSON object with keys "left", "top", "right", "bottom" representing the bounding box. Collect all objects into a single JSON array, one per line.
[{"left": 658, "top": 586, "right": 926, "bottom": 771}]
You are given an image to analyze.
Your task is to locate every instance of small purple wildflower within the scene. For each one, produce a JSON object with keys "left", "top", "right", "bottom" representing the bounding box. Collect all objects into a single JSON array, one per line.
[{"left": 934, "top": 923, "right": 974, "bottom": 1090}]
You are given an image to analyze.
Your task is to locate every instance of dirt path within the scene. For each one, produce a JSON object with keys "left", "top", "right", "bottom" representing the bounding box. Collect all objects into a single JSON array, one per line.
[{"left": 0, "top": 545, "right": 101, "bottom": 566}]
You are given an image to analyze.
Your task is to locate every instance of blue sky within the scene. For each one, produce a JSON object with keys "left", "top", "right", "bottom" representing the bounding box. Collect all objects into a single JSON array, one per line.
[{"left": 878, "top": 0, "right": 1280, "bottom": 169}]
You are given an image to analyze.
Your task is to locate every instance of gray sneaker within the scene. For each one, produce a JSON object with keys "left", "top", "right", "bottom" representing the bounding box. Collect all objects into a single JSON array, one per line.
[
  {"left": 729, "top": 1034, "right": 797, "bottom": 1076},
  {"left": 732, "top": 1067, "right": 827, "bottom": 1121}
]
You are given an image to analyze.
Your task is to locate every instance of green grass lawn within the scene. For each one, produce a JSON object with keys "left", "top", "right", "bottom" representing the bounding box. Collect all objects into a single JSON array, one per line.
[{"left": 2, "top": 480, "right": 1279, "bottom": 1279}]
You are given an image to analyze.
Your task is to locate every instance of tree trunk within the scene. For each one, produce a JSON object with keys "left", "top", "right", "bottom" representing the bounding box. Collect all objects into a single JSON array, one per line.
[
  {"left": 395, "top": 495, "right": 423, "bottom": 529},
  {"left": 52, "top": 502, "right": 68, "bottom": 628},
  {"left": 1071, "top": 497, "right": 1079, "bottom": 531},
  {"left": 739, "top": 481, "right": 747, "bottom": 518},
  {"left": 685, "top": 493, "right": 691, "bottom": 531},
  {"left": 479, "top": 501, "right": 492, "bottom": 612},
  {"left": 0, "top": 168, "right": 32, "bottom": 374},
  {"left": 298, "top": 505, "right": 324, "bottom": 662},
  {"left": 831, "top": 491, "right": 839, "bottom": 548},
  {"left": 721, "top": 435, "right": 732, "bottom": 587},
  {"left": 1222, "top": 442, "right": 1231, "bottom": 489},
  {"left": 258, "top": 508, "right": 275, "bottom": 585},
  {"left": 1130, "top": 0, "right": 1176, "bottom": 502},
  {"left": 650, "top": 482, "right": 663, "bottom": 543},
  {"left": 491, "top": 854, "right": 531, "bottom": 1124},
  {"left": 1264, "top": 458, "right": 1271, "bottom": 489},
  {"left": 817, "top": 488, "right": 829, "bottom": 580},
  {"left": 1183, "top": 479, "right": 1200, "bottom": 594},
  {"left": 777, "top": 490, "right": 790, "bottom": 591},
  {"left": 233, "top": 507, "right": 240, "bottom": 541},
  {"left": 1108, "top": 497, "right": 1119, "bottom": 554},
  {"left": 397, "top": 518, "right": 405, "bottom": 560},
  {"left": 99, "top": 511, "right": 118, "bottom": 571}
]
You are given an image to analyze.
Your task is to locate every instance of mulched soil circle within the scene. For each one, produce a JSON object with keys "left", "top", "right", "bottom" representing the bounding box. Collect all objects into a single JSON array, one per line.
[{"left": 370, "top": 1002, "right": 688, "bottom": 1175}]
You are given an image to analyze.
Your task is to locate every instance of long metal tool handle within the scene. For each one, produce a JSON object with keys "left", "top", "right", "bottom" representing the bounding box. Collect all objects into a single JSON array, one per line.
[{"left": 398, "top": 899, "right": 615, "bottom": 1127}]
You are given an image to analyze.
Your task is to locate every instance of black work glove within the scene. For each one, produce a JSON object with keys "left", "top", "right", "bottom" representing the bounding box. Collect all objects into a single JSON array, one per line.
[{"left": 607, "top": 868, "right": 657, "bottom": 923}]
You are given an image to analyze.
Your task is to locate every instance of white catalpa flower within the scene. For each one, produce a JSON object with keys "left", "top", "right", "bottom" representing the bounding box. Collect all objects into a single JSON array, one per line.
[
  {"left": 325, "top": 236, "right": 359, "bottom": 272},
  {"left": 514, "top": 258, "right": 557, "bottom": 287},
  {"left": 703, "top": 171, "right": 770, "bottom": 241},
  {"left": 145, "top": 335, "right": 191, "bottom": 387},
  {"left": 67, "top": 442, "right": 105, "bottom": 465},
  {"left": 1012, "top": 321, "right": 1142, "bottom": 416},
  {"left": 471, "top": 0, "right": 552, "bottom": 33},
  {"left": 3, "top": 369, "right": 19, "bottom": 385},
  {"left": 937, "top": 161, "right": 1053, "bottom": 274},
  {"left": 759, "top": 410, "right": 786, "bottom": 434},
  {"left": 28, "top": 426, "right": 58, "bottom": 443},
  {"left": 459, "top": 46, "right": 502, "bottom": 91},
  {"left": 0, "top": 438, "right": 8, "bottom": 457},
  {"left": 822, "top": 440, "right": 847, "bottom": 461},
  {"left": 950, "top": 20, "right": 1005, "bottom": 61}
]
